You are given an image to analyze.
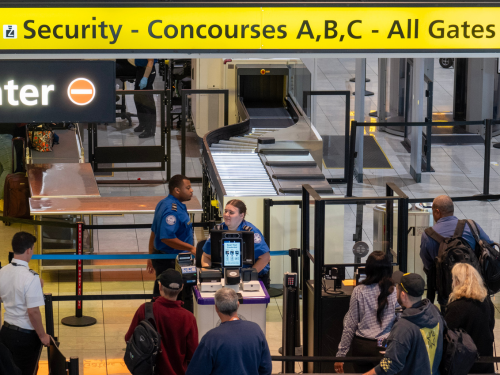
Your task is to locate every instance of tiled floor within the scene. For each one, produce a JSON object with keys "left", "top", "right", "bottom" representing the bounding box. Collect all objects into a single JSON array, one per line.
[{"left": 1, "top": 58, "right": 500, "bottom": 374}]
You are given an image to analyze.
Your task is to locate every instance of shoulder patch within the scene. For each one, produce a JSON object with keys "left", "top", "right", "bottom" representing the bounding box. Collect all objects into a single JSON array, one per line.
[
  {"left": 254, "top": 233, "right": 262, "bottom": 243},
  {"left": 29, "top": 269, "right": 39, "bottom": 276},
  {"left": 166, "top": 215, "right": 177, "bottom": 225},
  {"left": 243, "top": 225, "right": 252, "bottom": 232},
  {"left": 171, "top": 203, "right": 177, "bottom": 211}
]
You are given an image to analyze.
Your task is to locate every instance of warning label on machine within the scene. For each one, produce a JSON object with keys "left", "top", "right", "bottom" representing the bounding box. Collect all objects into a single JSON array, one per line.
[{"left": 1, "top": 6, "right": 500, "bottom": 54}]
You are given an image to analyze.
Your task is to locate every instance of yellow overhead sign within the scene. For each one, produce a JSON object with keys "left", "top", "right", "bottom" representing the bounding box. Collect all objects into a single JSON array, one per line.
[{"left": 0, "top": 7, "right": 500, "bottom": 53}]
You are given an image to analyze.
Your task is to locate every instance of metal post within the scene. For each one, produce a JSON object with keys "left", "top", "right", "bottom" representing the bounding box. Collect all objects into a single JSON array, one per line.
[
  {"left": 282, "top": 284, "right": 298, "bottom": 374},
  {"left": 301, "top": 187, "right": 310, "bottom": 372},
  {"left": 354, "top": 58, "right": 366, "bottom": 183},
  {"left": 61, "top": 222, "right": 96, "bottom": 327},
  {"left": 44, "top": 293, "right": 55, "bottom": 338},
  {"left": 69, "top": 357, "right": 79, "bottom": 375},
  {"left": 385, "top": 185, "right": 394, "bottom": 261},
  {"left": 398, "top": 198, "right": 409, "bottom": 272},
  {"left": 347, "top": 121, "right": 357, "bottom": 197},
  {"left": 313, "top": 200, "right": 325, "bottom": 372},
  {"left": 377, "top": 58, "right": 388, "bottom": 121},
  {"left": 484, "top": 119, "right": 492, "bottom": 196},
  {"left": 289, "top": 248, "right": 301, "bottom": 348},
  {"left": 181, "top": 93, "right": 187, "bottom": 176},
  {"left": 263, "top": 199, "right": 272, "bottom": 247}
]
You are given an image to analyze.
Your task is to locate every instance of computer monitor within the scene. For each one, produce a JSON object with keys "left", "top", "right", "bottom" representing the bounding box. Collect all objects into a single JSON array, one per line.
[
  {"left": 210, "top": 230, "right": 254, "bottom": 267},
  {"left": 222, "top": 238, "right": 243, "bottom": 268}
]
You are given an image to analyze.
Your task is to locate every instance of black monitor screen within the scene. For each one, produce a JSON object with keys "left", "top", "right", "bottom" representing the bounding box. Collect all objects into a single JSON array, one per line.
[
  {"left": 222, "top": 239, "right": 243, "bottom": 268},
  {"left": 210, "top": 230, "right": 254, "bottom": 267}
]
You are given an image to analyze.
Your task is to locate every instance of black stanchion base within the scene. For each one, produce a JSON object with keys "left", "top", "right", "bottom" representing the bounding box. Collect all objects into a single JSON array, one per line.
[
  {"left": 473, "top": 194, "right": 500, "bottom": 202},
  {"left": 352, "top": 91, "right": 375, "bottom": 96},
  {"left": 369, "top": 111, "right": 378, "bottom": 117},
  {"left": 349, "top": 77, "right": 371, "bottom": 83},
  {"left": 61, "top": 316, "right": 97, "bottom": 327},
  {"left": 494, "top": 143, "right": 500, "bottom": 149}
]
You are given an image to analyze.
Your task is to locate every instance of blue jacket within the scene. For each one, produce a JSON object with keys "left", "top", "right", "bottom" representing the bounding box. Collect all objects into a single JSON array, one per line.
[
  {"left": 420, "top": 216, "right": 492, "bottom": 270},
  {"left": 202, "top": 220, "right": 270, "bottom": 275}
]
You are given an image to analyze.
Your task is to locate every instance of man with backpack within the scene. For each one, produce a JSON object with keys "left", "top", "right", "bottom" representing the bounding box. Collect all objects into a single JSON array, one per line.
[
  {"left": 125, "top": 269, "right": 198, "bottom": 375},
  {"left": 363, "top": 272, "right": 445, "bottom": 375},
  {"left": 420, "top": 195, "right": 493, "bottom": 309}
]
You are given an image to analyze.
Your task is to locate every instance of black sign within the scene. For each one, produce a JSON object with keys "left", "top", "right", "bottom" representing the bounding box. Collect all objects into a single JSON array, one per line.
[
  {"left": 352, "top": 241, "right": 370, "bottom": 258},
  {"left": 0, "top": 60, "right": 115, "bottom": 123}
]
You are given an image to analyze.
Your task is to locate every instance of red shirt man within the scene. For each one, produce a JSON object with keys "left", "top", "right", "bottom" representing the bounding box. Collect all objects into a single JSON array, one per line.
[{"left": 125, "top": 269, "right": 198, "bottom": 375}]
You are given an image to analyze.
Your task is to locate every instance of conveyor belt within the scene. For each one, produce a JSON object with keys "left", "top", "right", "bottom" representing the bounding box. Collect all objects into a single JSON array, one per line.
[{"left": 203, "top": 96, "right": 333, "bottom": 199}]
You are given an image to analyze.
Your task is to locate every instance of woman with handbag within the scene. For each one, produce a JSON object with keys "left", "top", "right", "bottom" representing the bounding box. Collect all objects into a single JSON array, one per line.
[
  {"left": 334, "top": 251, "right": 400, "bottom": 374},
  {"left": 445, "top": 263, "right": 495, "bottom": 374}
]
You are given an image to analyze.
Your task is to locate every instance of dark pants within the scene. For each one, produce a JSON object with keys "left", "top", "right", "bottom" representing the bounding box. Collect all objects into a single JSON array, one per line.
[
  {"left": 258, "top": 271, "right": 270, "bottom": 290},
  {"left": 351, "top": 335, "right": 384, "bottom": 374},
  {"left": 134, "top": 65, "right": 157, "bottom": 134},
  {"left": 0, "top": 326, "right": 42, "bottom": 375},
  {"left": 152, "top": 250, "right": 193, "bottom": 313}
]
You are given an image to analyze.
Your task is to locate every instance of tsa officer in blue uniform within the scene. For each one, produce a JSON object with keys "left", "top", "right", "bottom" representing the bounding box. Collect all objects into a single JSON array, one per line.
[
  {"left": 148, "top": 174, "right": 196, "bottom": 311},
  {"left": 201, "top": 199, "right": 271, "bottom": 289}
]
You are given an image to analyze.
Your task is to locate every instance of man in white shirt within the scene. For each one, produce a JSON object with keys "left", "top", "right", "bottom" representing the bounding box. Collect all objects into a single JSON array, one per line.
[{"left": 0, "top": 232, "right": 51, "bottom": 375}]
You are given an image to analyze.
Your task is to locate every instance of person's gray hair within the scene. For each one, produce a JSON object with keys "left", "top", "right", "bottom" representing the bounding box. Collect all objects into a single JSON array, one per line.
[
  {"left": 214, "top": 288, "right": 238, "bottom": 316},
  {"left": 433, "top": 195, "right": 454, "bottom": 216}
]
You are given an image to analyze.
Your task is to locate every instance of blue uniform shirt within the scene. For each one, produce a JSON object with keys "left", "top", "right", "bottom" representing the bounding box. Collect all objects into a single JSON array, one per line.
[
  {"left": 202, "top": 220, "right": 270, "bottom": 275},
  {"left": 151, "top": 195, "right": 193, "bottom": 254},
  {"left": 420, "top": 216, "right": 493, "bottom": 270}
]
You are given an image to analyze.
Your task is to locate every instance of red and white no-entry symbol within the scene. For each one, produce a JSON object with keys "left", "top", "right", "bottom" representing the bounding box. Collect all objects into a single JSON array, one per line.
[{"left": 67, "top": 78, "right": 95, "bottom": 106}]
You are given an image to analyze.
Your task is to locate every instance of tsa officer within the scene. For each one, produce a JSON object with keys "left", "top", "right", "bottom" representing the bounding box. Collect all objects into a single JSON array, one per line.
[
  {"left": 0, "top": 232, "right": 51, "bottom": 375},
  {"left": 148, "top": 174, "right": 195, "bottom": 312},
  {"left": 201, "top": 199, "right": 272, "bottom": 289}
]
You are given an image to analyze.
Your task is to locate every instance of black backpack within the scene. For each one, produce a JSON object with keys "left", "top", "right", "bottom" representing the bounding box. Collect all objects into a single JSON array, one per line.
[
  {"left": 440, "top": 319, "right": 478, "bottom": 375},
  {"left": 425, "top": 220, "right": 481, "bottom": 303},
  {"left": 466, "top": 220, "right": 500, "bottom": 294},
  {"left": 124, "top": 302, "right": 161, "bottom": 375}
]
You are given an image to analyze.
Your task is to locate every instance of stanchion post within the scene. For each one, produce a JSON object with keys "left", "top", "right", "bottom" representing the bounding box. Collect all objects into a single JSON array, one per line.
[
  {"left": 69, "top": 357, "right": 79, "bottom": 375},
  {"left": 484, "top": 119, "right": 492, "bottom": 196},
  {"left": 288, "top": 248, "right": 301, "bottom": 349},
  {"left": 61, "top": 222, "right": 96, "bottom": 327},
  {"left": 44, "top": 293, "right": 55, "bottom": 338},
  {"left": 346, "top": 121, "right": 357, "bottom": 197},
  {"left": 282, "top": 274, "right": 298, "bottom": 374}
]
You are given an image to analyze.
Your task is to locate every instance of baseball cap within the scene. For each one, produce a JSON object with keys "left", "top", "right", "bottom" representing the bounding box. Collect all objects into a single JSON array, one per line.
[
  {"left": 157, "top": 269, "right": 182, "bottom": 290},
  {"left": 393, "top": 271, "right": 425, "bottom": 297}
]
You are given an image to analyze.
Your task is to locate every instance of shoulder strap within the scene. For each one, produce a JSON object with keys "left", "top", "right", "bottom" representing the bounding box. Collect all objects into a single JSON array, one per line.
[
  {"left": 466, "top": 219, "right": 481, "bottom": 243},
  {"left": 145, "top": 302, "right": 156, "bottom": 326},
  {"left": 454, "top": 220, "right": 467, "bottom": 237},
  {"left": 215, "top": 224, "right": 223, "bottom": 230},
  {"left": 243, "top": 225, "right": 252, "bottom": 232},
  {"left": 424, "top": 227, "right": 446, "bottom": 244}
]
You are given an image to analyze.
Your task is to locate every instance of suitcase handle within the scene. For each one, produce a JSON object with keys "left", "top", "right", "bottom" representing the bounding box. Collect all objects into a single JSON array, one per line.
[{"left": 12, "top": 137, "right": 26, "bottom": 173}]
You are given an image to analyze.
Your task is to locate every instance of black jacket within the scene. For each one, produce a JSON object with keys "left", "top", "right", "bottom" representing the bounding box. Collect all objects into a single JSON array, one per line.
[
  {"left": 375, "top": 299, "right": 444, "bottom": 375},
  {"left": 445, "top": 297, "right": 495, "bottom": 374}
]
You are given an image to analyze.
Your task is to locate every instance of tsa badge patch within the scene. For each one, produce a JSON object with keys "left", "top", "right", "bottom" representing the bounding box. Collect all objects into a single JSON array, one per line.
[
  {"left": 166, "top": 215, "right": 176, "bottom": 225},
  {"left": 254, "top": 233, "right": 262, "bottom": 243}
]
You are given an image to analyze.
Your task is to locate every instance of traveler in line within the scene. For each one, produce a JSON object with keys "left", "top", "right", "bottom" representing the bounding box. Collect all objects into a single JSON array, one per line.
[
  {"left": 335, "top": 251, "right": 400, "bottom": 374},
  {"left": 0, "top": 232, "right": 51, "bottom": 375},
  {"left": 445, "top": 263, "right": 495, "bottom": 374},
  {"left": 363, "top": 272, "right": 445, "bottom": 375},
  {"left": 186, "top": 288, "right": 272, "bottom": 375},
  {"left": 420, "top": 195, "right": 493, "bottom": 307},
  {"left": 125, "top": 269, "right": 198, "bottom": 375}
]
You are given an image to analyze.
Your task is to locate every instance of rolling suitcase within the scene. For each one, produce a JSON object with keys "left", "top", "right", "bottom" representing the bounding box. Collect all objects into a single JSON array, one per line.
[{"left": 3, "top": 137, "right": 30, "bottom": 224}]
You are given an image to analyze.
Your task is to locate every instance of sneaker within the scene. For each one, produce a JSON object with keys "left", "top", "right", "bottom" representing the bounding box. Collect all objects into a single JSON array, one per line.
[
  {"left": 134, "top": 125, "right": 146, "bottom": 132},
  {"left": 139, "top": 130, "right": 155, "bottom": 138}
]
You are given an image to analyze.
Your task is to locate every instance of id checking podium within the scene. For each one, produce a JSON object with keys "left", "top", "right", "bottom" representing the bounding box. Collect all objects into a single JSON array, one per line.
[{"left": 193, "top": 281, "right": 270, "bottom": 340}]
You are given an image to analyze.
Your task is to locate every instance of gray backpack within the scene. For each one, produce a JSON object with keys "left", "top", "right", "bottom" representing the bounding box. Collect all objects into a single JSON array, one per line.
[{"left": 124, "top": 302, "right": 161, "bottom": 375}]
